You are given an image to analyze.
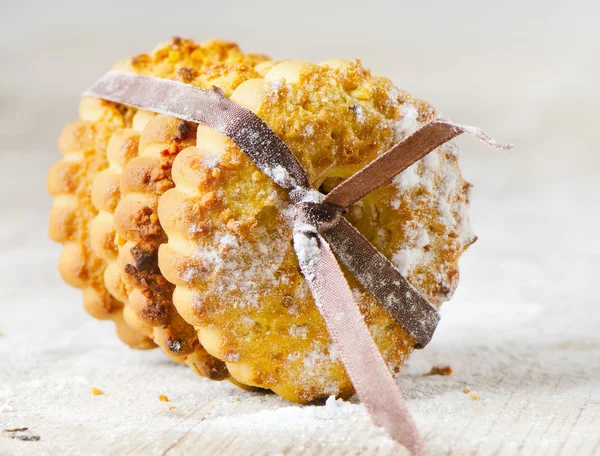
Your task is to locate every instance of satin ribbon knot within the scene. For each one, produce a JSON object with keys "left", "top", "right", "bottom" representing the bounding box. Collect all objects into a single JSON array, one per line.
[{"left": 291, "top": 189, "right": 346, "bottom": 234}]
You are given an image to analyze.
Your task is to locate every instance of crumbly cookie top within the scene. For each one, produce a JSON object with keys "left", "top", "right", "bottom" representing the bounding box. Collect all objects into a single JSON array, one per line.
[
  {"left": 252, "top": 59, "right": 436, "bottom": 184},
  {"left": 115, "top": 37, "right": 269, "bottom": 96}
]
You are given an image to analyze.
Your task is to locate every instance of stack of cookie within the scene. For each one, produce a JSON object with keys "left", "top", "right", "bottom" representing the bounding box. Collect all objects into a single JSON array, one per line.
[{"left": 47, "top": 37, "right": 475, "bottom": 403}]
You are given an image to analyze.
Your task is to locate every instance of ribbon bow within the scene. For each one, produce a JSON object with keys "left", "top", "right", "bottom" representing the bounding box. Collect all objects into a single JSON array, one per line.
[{"left": 85, "top": 72, "right": 510, "bottom": 456}]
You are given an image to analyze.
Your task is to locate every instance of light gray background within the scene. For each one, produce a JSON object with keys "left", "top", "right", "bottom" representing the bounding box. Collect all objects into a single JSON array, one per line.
[{"left": 1, "top": 1, "right": 599, "bottom": 455}]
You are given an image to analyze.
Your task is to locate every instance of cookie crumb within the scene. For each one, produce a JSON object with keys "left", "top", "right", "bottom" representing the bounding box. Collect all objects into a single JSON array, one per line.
[
  {"left": 463, "top": 387, "right": 471, "bottom": 394},
  {"left": 3, "top": 428, "right": 40, "bottom": 442},
  {"left": 427, "top": 365, "right": 453, "bottom": 376},
  {"left": 159, "top": 395, "right": 169, "bottom": 402},
  {"left": 91, "top": 388, "right": 104, "bottom": 396},
  {"left": 15, "top": 435, "right": 40, "bottom": 442},
  {"left": 470, "top": 393, "right": 480, "bottom": 401},
  {"left": 3, "top": 428, "right": 28, "bottom": 433}
]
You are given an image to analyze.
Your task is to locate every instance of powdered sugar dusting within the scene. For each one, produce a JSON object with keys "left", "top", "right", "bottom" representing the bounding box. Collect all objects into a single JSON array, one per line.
[
  {"left": 265, "top": 164, "right": 297, "bottom": 188},
  {"left": 389, "top": 107, "right": 475, "bottom": 301},
  {"left": 393, "top": 103, "right": 419, "bottom": 139},
  {"left": 201, "top": 148, "right": 222, "bottom": 169},
  {"left": 392, "top": 226, "right": 432, "bottom": 276},
  {"left": 392, "top": 162, "right": 420, "bottom": 191},
  {"left": 293, "top": 345, "right": 342, "bottom": 397},
  {"left": 289, "top": 325, "right": 309, "bottom": 339},
  {"left": 390, "top": 102, "right": 425, "bottom": 192},
  {"left": 303, "top": 124, "right": 315, "bottom": 137},
  {"left": 266, "top": 79, "right": 285, "bottom": 102},
  {"left": 183, "top": 221, "right": 290, "bottom": 307},
  {"left": 293, "top": 230, "right": 320, "bottom": 274}
]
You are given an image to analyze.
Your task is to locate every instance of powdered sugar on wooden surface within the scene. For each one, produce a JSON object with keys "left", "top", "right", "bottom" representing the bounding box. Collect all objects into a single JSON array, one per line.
[
  {"left": 2, "top": 19, "right": 600, "bottom": 455},
  {"left": 2, "top": 144, "right": 599, "bottom": 455}
]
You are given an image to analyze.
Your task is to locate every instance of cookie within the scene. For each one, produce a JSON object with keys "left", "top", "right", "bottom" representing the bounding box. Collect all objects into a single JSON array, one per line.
[
  {"left": 157, "top": 59, "right": 476, "bottom": 402},
  {"left": 49, "top": 38, "right": 270, "bottom": 378},
  {"left": 108, "top": 39, "right": 270, "bottom": 378},
  {"left": 48, "top": 95, "right": 153, "bottom": 348}
]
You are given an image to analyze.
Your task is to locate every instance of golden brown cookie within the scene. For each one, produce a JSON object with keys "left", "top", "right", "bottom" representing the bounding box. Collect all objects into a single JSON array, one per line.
[
  {"left": 157, "top": 59, "right": 476, "bottom": 402},
  {"left": 48, "top": 97, "right": 154, "bottom": 348},
  {"left": 49, "top": 38, "right": 270, "bottom": 375},
  {"left": 108, "top": 39, "right": 270, "bottom": 378}
]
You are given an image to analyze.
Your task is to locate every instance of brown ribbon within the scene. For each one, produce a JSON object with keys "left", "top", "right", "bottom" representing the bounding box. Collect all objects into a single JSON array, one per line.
[{"left": 85, "top": 71, "right": 510, "bottom": 455}]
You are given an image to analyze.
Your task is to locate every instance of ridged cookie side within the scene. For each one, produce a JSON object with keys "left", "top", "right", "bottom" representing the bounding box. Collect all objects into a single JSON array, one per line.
[
  {"left": 47, "top": 98, "right": 154, "bottom": 348},
  {"left": 107, "top": 39, "right": 272, "bottom": 379},
  {"left": 89, "top": 110, "right": 158, "bottom": 343},
  {"left": 114, "top": 114, "right": 229, "bottom": 378}
]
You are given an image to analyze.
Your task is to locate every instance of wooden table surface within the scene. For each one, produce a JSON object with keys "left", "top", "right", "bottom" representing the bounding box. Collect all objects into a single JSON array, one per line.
[{"left": 1, "top": 1, "right": 599, "bottom": 454}]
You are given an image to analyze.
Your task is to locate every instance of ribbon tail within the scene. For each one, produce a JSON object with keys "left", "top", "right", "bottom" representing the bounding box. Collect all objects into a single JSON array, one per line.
[
  {"left": 320, "top": 218, "right": 440, "bottom": 349},
  {"left": 294, "top": 230, "right": 426, "bottom": 456},
  {"left": 435, "top": 117, "right": 513, "bottom": 150},
  {"left": 323, "top": 118, "right": 512, "bottom": 209}
]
